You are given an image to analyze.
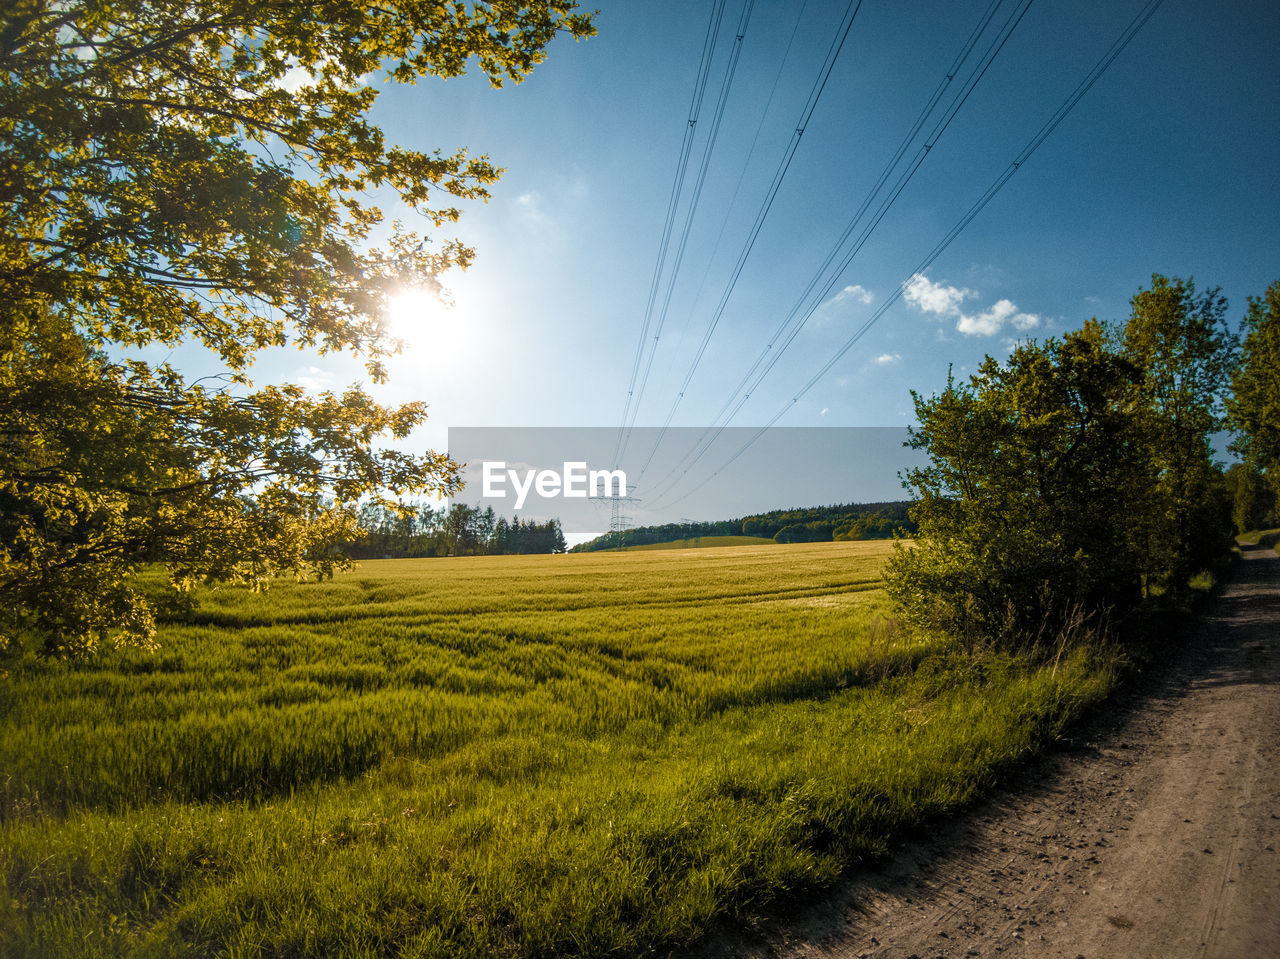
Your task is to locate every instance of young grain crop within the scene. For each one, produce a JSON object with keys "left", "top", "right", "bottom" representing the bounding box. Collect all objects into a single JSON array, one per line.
[{"left": 0, "top": 542, "right": 1118, "bottom": 957}]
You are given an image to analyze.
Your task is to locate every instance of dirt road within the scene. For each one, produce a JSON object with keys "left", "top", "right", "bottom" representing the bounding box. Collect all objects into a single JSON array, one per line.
[{"left": 718, "top": 544, "right": 1280, "bottom": 959}]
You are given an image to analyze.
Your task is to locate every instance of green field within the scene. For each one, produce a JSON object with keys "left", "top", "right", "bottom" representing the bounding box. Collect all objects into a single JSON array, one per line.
[{"left": 0, "top": 542, "right": 1118, "bottom": 958}]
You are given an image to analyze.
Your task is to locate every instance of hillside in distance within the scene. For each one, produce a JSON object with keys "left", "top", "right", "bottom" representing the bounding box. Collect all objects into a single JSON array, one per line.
[{"left": 570, "top": 500, "right": 916, "bottom": 552}]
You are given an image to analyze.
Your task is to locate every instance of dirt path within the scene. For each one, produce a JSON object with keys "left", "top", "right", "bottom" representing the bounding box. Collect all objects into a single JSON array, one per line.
[{"left": 714, "top": 544, "right": 1280, "bottom": 959}]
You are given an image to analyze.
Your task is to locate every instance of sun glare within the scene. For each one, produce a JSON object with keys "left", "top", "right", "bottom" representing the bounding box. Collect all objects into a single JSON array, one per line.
[{"left": 385, "top": 286, "right": 452, "bottom": 351}]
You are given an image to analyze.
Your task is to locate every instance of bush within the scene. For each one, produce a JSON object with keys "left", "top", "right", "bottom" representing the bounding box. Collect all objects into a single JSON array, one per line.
[{"left": 885, "top": 326, "right": 1149, "bottom": 648}]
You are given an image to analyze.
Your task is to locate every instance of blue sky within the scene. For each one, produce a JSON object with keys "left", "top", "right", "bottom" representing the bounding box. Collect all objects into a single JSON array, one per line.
[{"left": 234, "top": 0, "right": 1277, "bottom": 507}]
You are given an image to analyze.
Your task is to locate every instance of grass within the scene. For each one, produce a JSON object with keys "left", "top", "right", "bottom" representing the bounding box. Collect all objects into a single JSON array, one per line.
[
  {"left": 620, "top": 535, "right": 777, "bottom": 550},
  {"left": 0, "top": 542, "right": 1120, "bottom": 958},
  {"left": 1237, "top": 528, "right": 1280, "bottom": 551}
]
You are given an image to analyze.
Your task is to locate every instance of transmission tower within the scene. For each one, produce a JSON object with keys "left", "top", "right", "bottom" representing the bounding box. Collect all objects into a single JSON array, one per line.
[{"left": 592, "top": 488, "right": 642, "bottom": 548}]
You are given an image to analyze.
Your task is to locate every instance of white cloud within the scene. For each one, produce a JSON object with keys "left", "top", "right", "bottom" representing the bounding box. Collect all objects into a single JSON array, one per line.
[
  {"left": 875, "top": 353, "right": 901, "bottom": 365},
  {"left": 833, "top": 283, "right": 874, "bottom": 305},
  {"left": 905, "top": 273, "right": 1040, "bottom": 337},
  {"left": 293, "top": 365, "right": 335, "bottom": 393},
  {"left": 956, "top": 298, "right": 1016, "bottom": 336},
  {"left": 514, "top": 191, "right": 543, "bottom": 214},
  {"left": 278, "top": 65, "right": 314, "bottom": 93},
  {"left": 512, "top": 191, "right": 553, "bottom": 231},
  {"left": 903, "top": 273, "right": 973, "bottom": 315},
  {"left": 812, "top": 283, "right": 875, "bottom": 327},
  {"left": 275, "top": 56, "right": 373, "bottom": 93}
]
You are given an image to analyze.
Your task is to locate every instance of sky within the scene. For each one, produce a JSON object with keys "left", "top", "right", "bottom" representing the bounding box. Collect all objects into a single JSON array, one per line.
[{"left": 187, "top": 0, "right": 1280, "bottom": 521}]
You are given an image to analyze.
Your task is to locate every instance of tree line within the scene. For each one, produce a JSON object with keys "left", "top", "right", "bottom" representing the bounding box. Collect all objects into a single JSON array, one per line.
[
  {"left": 571, "top": 501, "right": 916, "bottom": 552},
  {"left": 345, "top": 503, "right": 567, "bottom": 558},
  {"left": 747, "top": 501, "right": 916, "bottom": 543}
]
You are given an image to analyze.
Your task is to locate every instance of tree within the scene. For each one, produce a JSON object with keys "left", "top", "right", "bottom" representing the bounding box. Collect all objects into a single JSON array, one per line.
[
  {"left": 442, "top": 503, "right": 476, "bottom": 555},
  {"left": 884, "top": 324, "right": 1150, "bottom": 648},
  {"left": 1224, "top": 462, "right": 1277, "bottom": 535},
  {"left": 492, "top": 516, "right": 511, "bottom": 554},
  {"left": 1228, "top": 280, "right": 1280, "bottom": 487},
  {"left": 475, "top": 505, "right": 497, "bottom": 553},
  {"left": 1122, "top": 275, "right": 1237, "bottom": 587},
  {"left": 0, "top": 1, "right": 594, "bottom": 655},
  {"left": 886, "top": 277, "right": 1242, "bottom": 652}
]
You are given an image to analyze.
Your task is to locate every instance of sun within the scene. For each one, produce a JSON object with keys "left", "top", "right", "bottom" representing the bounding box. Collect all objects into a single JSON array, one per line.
[{"left": 384, "top": 285, "right": 453, "bottom": 351}]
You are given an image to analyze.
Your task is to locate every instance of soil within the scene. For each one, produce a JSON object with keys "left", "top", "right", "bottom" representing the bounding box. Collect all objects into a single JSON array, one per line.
[{"left": 707, "top": 543, "right": 1280, "bottom": 959}]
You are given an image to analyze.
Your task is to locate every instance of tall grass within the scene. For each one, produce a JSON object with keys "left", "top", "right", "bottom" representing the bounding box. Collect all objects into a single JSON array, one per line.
[{"left": 0, "top": 542, "right": 1119, "bottom": 957}]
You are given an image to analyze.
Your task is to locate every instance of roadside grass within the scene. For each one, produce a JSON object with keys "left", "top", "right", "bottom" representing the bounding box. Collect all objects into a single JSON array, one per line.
[
  {"left": 0, "top": 542, "right": 1121, "bottom": 958},
  {"left": 1236, "top": 528, "right": 1280, "bottom": 551}
]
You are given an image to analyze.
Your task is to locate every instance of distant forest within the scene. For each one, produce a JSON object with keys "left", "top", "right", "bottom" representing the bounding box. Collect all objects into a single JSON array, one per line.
[
  {"left": 342, "top": 503, "right": 566, "bottom": 558},
  {"left": 570, "top": 501, "right": 916, "bottom": 552},
  {"left": 344, "top": 466, "right": 1277, "bottom": 559}
]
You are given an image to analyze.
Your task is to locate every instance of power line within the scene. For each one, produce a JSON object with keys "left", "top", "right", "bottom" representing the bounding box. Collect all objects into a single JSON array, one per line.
[
  {"left": 629, "top": 0, "right": 866, "bottom": 481},
  {"left": 652, "top": 0, "right": 1169, "bottom": 511},
  {"left": 734, "top": 0, "right": 1035, "bottom": 403},
  {"left": 612, "top": 0, "right": 728, "bottom": 469},
  {"left": 644, "top": 0, "right": 1031, "bottom": 503},
  {"left": 651, "top": 0, "right": 813, "bottom": 401},
  {"left": 619, "top": 0, "right": 758, "bottom": 454}
]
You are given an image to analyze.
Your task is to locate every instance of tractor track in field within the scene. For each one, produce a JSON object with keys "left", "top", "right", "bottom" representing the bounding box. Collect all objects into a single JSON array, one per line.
[{"left": 704, "top": 543, "right": 1280, "bottom": 959}]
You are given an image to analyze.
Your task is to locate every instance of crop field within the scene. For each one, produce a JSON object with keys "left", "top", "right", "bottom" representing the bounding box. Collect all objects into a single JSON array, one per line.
[{"left": 0, "top": 542, "right": 1117, "bottom": 958}]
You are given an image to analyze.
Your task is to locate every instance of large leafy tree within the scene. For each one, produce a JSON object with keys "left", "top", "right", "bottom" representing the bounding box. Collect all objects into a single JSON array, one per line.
[
  {"left": 885, "top": 324, "right": 1150, "bottom": 648},
  {"left": 1122, "top": 275, "right": 1237, "bottom": 586},
  {"left": 888, "top": 277, "right": 1241, "bottom": 651},
  {"left": 1228, "top": 280, "right": 1280, "bottom": 486},
  {"left": 0, "top": 1, "right": 594, "bottom": 655}
]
